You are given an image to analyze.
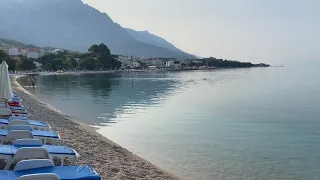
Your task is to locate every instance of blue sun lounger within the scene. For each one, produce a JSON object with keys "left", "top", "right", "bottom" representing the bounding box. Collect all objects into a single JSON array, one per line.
[
  {"left": 0, "top": 129, "right": 60, "bottom": 144},
  {"left": 11, "top": 145, "right": 76, "bottom": 155},
  {"left": 0, "top": 144, "right": 79, "bottom": 169},
  {"left": 12, "top": 145, "right": 79, "bottom": 164},
  {"left": 8, "top": 116, "right": 51, "bottom": 130},
  {"left": 0, "top": 119, "right": 51, "bottom": 131},
  {"left": 0, "top": 165, "right": 101, "bottom": 180}
]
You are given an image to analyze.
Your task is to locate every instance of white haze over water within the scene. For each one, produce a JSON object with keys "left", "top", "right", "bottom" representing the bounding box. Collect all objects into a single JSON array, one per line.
[{"left": 82, "top": 0, "right": 320, "bottom": 64}]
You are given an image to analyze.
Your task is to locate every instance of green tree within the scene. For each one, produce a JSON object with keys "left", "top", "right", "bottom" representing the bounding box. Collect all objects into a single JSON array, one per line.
[
  {"left": 70, "top": 58, "right": 78, "bottom": 68},
  {"left": 63, "top": 59, "right": 71, "bottom": 69},
  {"left": 36, "top": 43, "right": 122, "bottom": 70},
  {"left": 51, "top": 58, "right": 64, "bottom": 70},
  {"left": 80, "top": 57, "right": 96, "bottom": 70},
  {"left": 16, "top": 56, "right": 36, "bottom": 70},
  {"left": 113, "top": 60, "right": 122, "bottom": 69},
  {"left": 0, "top": 50, "right": 16, "bottom": 70},
  {"left": 87, "top": 44, "right": 121, "bottom": 69},
  {"left": 88, "top": 44, "right": 100, "bottom": 54},
  {"left": 88, "top": 43, "right": 111, "bottom": 55},
  {"left": 98, "top": 43, "right": 111, "bottom": 55},
  {"left": 41, "top": 63, "right": 52, "bottom": 70}
]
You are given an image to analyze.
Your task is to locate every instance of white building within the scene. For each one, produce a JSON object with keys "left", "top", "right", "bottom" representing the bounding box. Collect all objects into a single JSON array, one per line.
[
  {"left": 192, "top": 60, "right": 203, "bottom": 64},
  {"left": 148, "top": 66, "right": 157, "bottom": 69},
  {"left": 117, "top": 55, "right": 131, "bottom": 61},
  {"left": 8, "top": 48, "right": 20, "bottom": 56},
  {"left": 165, "top": 60, "right": 175, "bottom": 67},
  {"left": 133, "top": 61, "right": 141, "bottom": 68},
  {"left": 52, "top": 49, "right": 63, "bottom": 54}
]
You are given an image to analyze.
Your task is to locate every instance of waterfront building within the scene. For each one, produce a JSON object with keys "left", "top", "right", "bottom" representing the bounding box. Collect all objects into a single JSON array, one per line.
[
  {"left": 133, "top": 61, "right": 141, "bottom": 68},
  {"left": 165, "top": 60, "right": 175, "bottom": 67}
]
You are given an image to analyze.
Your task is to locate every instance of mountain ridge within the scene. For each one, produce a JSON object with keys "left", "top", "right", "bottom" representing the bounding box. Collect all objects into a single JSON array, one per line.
[
  {"left": 125, "top": 28, "right": 183, "bottom": 52},
  {"left": 0, "top": 0, "right": 195, "bottom": 58}
]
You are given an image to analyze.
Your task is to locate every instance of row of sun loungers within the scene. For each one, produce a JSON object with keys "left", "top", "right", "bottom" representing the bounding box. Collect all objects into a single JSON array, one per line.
[{"left": 0, "top": 93, "right": 102, "bottom": 179}]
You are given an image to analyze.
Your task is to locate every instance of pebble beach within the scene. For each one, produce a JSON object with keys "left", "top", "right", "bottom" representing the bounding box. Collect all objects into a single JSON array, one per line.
[{"left": 12, "top": 75, "right": 179, "bottom": 180}]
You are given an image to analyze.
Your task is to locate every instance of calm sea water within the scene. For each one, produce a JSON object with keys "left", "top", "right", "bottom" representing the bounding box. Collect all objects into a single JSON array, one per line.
[{"left": 19, "top": 65, "right": 320, "bottom": 180}]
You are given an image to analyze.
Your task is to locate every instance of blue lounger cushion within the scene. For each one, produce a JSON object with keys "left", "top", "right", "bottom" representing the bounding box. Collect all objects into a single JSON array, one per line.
[
  {"left": 0, "top": 130, "right": 59, "bottom": 139},
  {"left": 8, "top": 117, "right": 48, "bottom": 126},
  {"left": 0, "top": 119, "right": 49, "bottom": 128},
  {"left": 11, "top": 98, "right": 21, "bottom": 101},
  {"left": 0, "top": 145, "right": 76, "bottom": 156},
  {"left": 0, "top": 145, "right": 75, "bottom": 156},
  {"left": 8, "top": 117, "right": 28, "bottom": 121},
  {"left": 0, "top": 145, "right": 13, "bottom": 155},
  {"left": 11, "top": 145, "right": 76, "bottom": 155},
  {"left": 27, "top": 120, "right": 50, "bottom": 127},
  {"left": 9, "top": 107, "right": 25, "bottom": 111},
  {"left": 0, "top": 166, "right": 102, "bottom": 180}
]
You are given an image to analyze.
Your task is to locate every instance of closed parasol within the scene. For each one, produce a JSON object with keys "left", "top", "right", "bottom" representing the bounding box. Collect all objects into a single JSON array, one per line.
[{"left": 0, "top": 61, "right": 13, "bottom": 105}]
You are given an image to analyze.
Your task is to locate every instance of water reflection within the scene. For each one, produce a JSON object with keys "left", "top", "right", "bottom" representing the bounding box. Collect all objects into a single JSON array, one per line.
[{"left": 19, "top": 72, "right": 181, "bottom": 126}]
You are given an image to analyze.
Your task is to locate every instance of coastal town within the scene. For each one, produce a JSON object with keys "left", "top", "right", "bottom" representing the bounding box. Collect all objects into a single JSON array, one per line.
[
  {"left": 0, "top": 44, "right": 213, "bottom": 71},
  {"left": 0, "top": 41, "right": 269, "bottom": 73}
]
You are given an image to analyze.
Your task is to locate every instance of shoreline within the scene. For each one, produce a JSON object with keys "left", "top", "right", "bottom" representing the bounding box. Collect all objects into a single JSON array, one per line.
[
  {"left": 13, "top": 65, "right": 271, "bottom": 76},
  {"left": 12, "top": 75, "right": 180, "bottom": 180}
]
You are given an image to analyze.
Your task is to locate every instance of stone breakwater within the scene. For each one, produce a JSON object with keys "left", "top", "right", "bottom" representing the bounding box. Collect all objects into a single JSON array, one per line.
[{"left": 12, "top": 76, "right": 179, "bottom": 180}]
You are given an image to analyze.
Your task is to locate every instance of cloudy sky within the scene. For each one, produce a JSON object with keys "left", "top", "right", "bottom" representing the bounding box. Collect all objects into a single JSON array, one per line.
[{"left": 82, "top": 0, "right": 320, "bottom": 64}]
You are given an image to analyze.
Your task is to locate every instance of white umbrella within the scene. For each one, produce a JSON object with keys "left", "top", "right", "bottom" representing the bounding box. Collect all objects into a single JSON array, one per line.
[{"left": 0, "top": 61, "right": 13, "bottom": 104}]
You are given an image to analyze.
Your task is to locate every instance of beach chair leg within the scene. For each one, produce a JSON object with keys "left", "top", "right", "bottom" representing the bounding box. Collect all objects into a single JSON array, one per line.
[
  {"left": 49, "top": 155, "right": 54, "bottom": 162},
  {"left": 0, "top": 156, "right": 12, "bottom": 170},
  {"left": 0, "top": 138, "right": 4, "bottom": 144},
  {"left": 4, "top": 158, "right": 12, "bottom": 170},
  {"left": 60, "top": 157, "right": 64, "bottom": 166},
  {"left": 72, "top": 156, "right": 76, "bottom": 165}
]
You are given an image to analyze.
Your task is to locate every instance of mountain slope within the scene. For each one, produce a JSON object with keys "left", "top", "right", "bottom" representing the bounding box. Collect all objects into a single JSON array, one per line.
[
  {"left": 0, "top": 0, "right": 195, "bottom": 58},
  {"left": 0, "top": 38, "right": 38, "bottom": 49},
  {"left": 125, "top": 28, "right": 182, "bottom": 52},
  {"left": 0, "top": 37, "right": 57, "bottom": 51}
]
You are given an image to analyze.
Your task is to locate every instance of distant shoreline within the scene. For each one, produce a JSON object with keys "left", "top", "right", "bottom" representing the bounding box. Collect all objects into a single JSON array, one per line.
[
  {"left": 14, "top": 65, "right": 270, "bottom": 76},
  {"left": 12, "top": 75, "right": 180, "bottom": 180}
]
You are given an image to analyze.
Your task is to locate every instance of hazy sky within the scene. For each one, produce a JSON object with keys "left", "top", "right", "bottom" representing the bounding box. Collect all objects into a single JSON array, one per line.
[{"left": 82, "top": 0, "right": 320, "bottom": 64}]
